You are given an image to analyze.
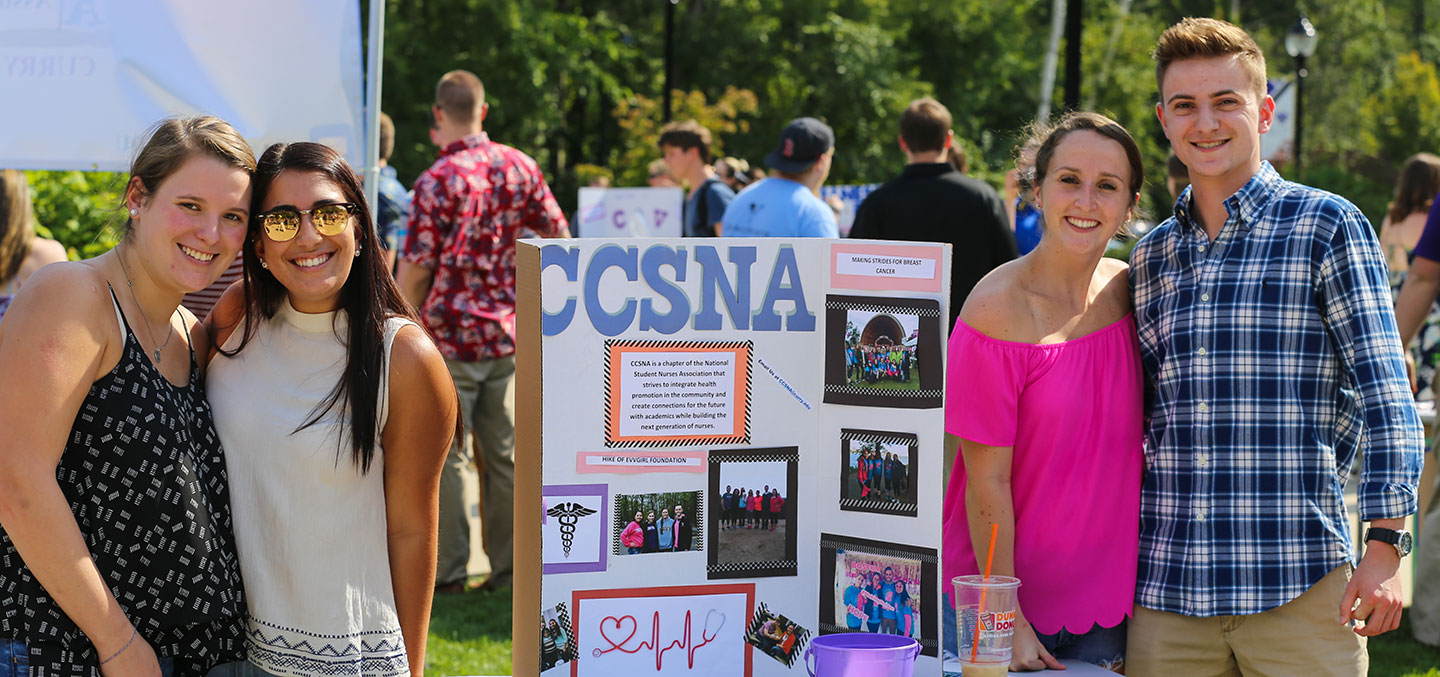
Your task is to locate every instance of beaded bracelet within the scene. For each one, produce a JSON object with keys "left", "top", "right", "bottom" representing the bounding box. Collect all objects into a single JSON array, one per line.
[{"left": 98, "top": 627, "right": 137, "bottom": 665}]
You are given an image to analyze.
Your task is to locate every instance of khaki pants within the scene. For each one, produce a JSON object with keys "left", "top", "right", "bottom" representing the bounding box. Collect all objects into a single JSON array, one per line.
[
  {"left": 436, "top": 356, "right": 516, "bottom": 587},
  {"left": 1127, "top": 565, "right": 1366, "bottom": 677}
]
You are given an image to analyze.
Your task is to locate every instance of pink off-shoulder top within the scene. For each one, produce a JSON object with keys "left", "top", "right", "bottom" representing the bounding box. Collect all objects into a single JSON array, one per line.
[{"left": 942, "top": 313, "right": 1143, "bottom": 635}]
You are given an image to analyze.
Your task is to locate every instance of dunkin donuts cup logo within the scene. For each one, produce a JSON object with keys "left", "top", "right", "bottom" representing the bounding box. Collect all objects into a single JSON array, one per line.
[{"left": 979, "top": 610, "right": 1015, "bottom": 633}]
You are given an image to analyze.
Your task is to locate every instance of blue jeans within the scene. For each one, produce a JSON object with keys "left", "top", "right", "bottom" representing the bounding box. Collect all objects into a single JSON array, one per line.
[
  {"left": 0, "top": 641, "right": 27, "bottom": 677},
  {"left": 627, "top": 546, "right": 641, "bottom": 554},
  {"left": 0, "top": 641, "right": 175, "bottom": 677},
  {"left": 942, "top": 592, "right": 1126, "bottom": 673}
]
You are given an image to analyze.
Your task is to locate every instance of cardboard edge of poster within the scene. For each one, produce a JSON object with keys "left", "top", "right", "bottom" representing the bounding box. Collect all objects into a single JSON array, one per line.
[{"left": 516, "top": 241, "right": 544, "bottom": 677}]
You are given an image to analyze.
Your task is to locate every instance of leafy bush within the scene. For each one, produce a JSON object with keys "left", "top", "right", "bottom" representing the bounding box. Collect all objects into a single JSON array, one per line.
[{"left": 25, "top": 170, "right": 125, "bottom": 260}]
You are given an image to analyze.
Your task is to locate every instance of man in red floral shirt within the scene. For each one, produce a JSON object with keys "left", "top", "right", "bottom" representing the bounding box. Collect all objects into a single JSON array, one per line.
[{"left": 398, "top": 69, "right": 570, "bottom": 593}]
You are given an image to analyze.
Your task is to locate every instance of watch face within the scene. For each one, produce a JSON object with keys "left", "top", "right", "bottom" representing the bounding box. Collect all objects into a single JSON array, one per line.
[{"left": 1399, "top": 531, "right": 1414, "bottom": 556}]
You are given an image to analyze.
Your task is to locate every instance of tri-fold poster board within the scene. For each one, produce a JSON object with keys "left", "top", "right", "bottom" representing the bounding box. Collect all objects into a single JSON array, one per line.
[{"left": 516, "top": 238, "right": 951, "bottom": 677}]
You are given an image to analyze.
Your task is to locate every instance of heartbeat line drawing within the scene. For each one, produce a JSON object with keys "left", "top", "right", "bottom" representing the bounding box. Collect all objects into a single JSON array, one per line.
[
  {"left": 546, "top": 502, "right": 597, "bottom": 557},
  {"left": 593, "top": 608, "right": 726, "bottom": 670}
]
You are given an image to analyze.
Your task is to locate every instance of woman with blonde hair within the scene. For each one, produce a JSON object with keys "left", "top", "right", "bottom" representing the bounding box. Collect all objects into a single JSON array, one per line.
[
  {"left": 0, "top": 116, "right": 254, "bottom": 675},
  {"left": 0, "top": 170, "right": 67, "bottom": 323}
]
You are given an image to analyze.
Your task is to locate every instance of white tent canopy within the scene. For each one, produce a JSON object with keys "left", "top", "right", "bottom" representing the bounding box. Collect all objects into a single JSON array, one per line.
[{"left": 1, "top": 0, "right": 371, "bottom": 173}]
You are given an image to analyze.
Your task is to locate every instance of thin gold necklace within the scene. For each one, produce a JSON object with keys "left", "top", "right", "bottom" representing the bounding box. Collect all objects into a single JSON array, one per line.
[{"left": 116, "top": 245, "right": 177, "bottom": 364}]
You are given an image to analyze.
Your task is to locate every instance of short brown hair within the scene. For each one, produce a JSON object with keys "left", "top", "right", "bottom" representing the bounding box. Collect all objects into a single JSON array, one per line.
[
  {"left": 899, "top": 98, "right": 951, "bottom": 154},
  {"left": 1153, "top": 17, "right": 1267, "bottom": 100},
  {"left": 656, "top": 120, "right": 713, "bottom": 164},
  {"left": 1028, "top": 111, "right": 1145, "bottom": 234},
  {"left": 378, "top": 111, "right": 395, "bottom": 162},
  {"left": 1389, "top": 153, "right": 1440, "bottom": 223},
  {"left": 124, "top": 115, "right": 256, "bottom": 235},
  {"left": 435, "top": 70, "right": 485, "bottom": 125}
]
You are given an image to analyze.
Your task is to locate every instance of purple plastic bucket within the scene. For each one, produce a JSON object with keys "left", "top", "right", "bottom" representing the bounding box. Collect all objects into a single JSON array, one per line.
[{"left": 804, "top": 633, "right": 921, "bottom": 677}]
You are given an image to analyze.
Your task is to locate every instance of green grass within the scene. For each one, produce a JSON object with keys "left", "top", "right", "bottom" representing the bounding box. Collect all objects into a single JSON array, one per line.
[
  {"left": 845, "top": 366, "right": 921, "bottom": 391},
  {"left": 427, "top": 590, "right": 1439, "bottom": 677},
  {"left": 1370, "top": 615, "right": 1440, "bottom": 677},
  {"left": 426, "top": 583, "right": 513, "bottom": 676}
]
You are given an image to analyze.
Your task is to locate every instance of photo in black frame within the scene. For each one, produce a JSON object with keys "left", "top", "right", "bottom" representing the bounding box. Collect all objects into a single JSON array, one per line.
[
  {"left": 818, "top": 533, "right": 939, "bottom": 657},
  {"left": 823, "top": 295, "right": 943, "bottom": 409},
  {"left": 707, "top": 447, "right": 799, "bottom": 579},
  {"left": 839, "top": 429, "right": 918, "bottom": 517}
]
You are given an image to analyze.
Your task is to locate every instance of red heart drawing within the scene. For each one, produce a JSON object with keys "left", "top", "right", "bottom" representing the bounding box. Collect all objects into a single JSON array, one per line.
[{"left": 599, "top": 615, "right": 638, "bottom": 649}]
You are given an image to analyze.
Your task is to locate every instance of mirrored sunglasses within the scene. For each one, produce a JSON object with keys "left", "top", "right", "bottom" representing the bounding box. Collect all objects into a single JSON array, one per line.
[{"left": 256, "top": 203, "right": 358, "bottom": 241}]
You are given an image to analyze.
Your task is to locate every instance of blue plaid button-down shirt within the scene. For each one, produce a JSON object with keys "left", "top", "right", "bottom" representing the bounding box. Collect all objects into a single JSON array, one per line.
[{"left": 1129, "top": 162, "right": 1423, "bottom": 617}]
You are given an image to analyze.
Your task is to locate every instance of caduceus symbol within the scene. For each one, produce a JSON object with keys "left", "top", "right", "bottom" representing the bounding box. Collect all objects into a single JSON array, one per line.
[{"left": 546, "top": 503, "right": 597, "bottom": 557}]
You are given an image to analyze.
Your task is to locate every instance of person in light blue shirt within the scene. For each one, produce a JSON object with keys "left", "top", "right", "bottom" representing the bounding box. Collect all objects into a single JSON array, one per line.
[
  {"left": 722, "top": 117, "right": 838, "bottom": 238},
  {"left": 842, "top": 571, "right": 867, "bottom": 630},
  {"left": 657, "top": 508, "right": 675, "bottom": 552}
]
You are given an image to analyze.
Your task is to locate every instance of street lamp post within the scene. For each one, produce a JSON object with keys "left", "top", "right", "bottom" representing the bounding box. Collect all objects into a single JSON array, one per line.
[
  {"left": 1284, "top": 16, "right": 1317, "bottom": 178},
  {"left": 663, "top": 0, "right": 678, "bottom": 122}
]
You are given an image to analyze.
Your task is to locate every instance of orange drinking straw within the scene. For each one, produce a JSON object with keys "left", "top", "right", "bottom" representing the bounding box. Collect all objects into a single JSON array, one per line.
[{"left": 970, "top": 522, "right": 999, "bottom": 663}]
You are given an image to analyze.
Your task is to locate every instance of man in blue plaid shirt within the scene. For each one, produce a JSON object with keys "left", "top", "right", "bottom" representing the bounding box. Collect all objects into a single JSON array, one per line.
[{"left": 1127, "top": 18, "right": 1424, "bottom": 674}]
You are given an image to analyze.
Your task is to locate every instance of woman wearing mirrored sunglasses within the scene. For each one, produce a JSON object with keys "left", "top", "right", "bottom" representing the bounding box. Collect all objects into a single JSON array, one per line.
[
  {"left": 204, "top": 142, "right": 457, "bottom": 677},
  {"left": 0, "top": 116, "right": 253, "bottom": 677}
]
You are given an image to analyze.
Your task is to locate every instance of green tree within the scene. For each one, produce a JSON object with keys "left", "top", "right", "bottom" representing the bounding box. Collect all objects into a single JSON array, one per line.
[
  {"left": 25, "top": 170, "right": 124, "bottom": 260},
  {"left": 611, "top": 87, "right": 759, "bottom": 188},
  {"left": 1364, "top": 51, "right": 1440, "bottom": 169}
]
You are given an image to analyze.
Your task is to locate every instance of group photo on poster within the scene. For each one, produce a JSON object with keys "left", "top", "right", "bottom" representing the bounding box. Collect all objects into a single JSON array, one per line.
[
  {"left": 612, "top": 490, "right": 704, "bottom": 556},
  {"left": 839, "top": 429, "right": 918, "bottom": 517},
  {"left": 823, "top": 295, "right": 944, "bottom": 408},
  {"left": 819, "top": 534, "right": 939, "bottom": 657},
  {"left": 708, "top": 448, "right": 799, "bottom": 579}
]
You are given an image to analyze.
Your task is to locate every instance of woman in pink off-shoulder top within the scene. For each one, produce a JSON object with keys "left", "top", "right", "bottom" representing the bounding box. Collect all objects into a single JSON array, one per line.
[{"left": 941, "top": 112, "right": 1145, "bottom": 674}]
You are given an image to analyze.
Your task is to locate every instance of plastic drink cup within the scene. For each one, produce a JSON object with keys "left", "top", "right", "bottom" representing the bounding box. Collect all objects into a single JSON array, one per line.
[
  {"left": 957, "top": 661, "right": 1011, "bottom": 676},
  {"left": 953, "top": 574, "right": 1021, "bottom": 674}
]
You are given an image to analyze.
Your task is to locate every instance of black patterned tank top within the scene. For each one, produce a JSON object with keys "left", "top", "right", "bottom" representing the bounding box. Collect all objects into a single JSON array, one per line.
[{"left": 0, "top": 288, "right": 245, "bottom": 677}]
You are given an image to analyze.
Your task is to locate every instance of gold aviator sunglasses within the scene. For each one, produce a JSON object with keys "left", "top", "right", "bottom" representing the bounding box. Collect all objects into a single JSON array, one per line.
[{"left": 255, "top": 202, "right": 358, "bottom": 241}]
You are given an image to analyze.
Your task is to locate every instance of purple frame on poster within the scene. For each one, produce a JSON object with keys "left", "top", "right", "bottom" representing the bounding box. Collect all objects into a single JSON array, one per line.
[{"left": 542, "top": 483, "right": 609, "bottom": 575}]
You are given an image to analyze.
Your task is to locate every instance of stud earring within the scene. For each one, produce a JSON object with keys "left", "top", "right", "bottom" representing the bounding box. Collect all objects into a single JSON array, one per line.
[
  {"left": 354, "top": 245, "right": 362, "bottom": 257},
  {"left": 129, "top": 208, "right": 138, "bottom": 217},
  {"left": 260, "top": 260, "right": 269, "bottom": 269}
]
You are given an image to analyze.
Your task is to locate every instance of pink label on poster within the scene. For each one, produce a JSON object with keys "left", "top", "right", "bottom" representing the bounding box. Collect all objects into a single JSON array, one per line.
[
  {"left": 831, "top": 243, "right": 946, "bottom": 293},
  {"left": 577, "top": 451, "right": 708, "bottom": 474}
]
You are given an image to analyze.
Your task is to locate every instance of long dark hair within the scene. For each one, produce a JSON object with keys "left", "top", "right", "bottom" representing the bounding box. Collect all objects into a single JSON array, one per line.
[
  {"left": 1389, "top": 153, "right": 1440, "bottom": 223},
  {"left": 225, "top": 141, "right": 420, "bottom": 474}
]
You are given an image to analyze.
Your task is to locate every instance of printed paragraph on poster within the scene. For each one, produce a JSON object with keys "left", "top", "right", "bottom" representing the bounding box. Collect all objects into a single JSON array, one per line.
[{"left": 617, "top": 351, "right": 738, "bottom": 438}]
